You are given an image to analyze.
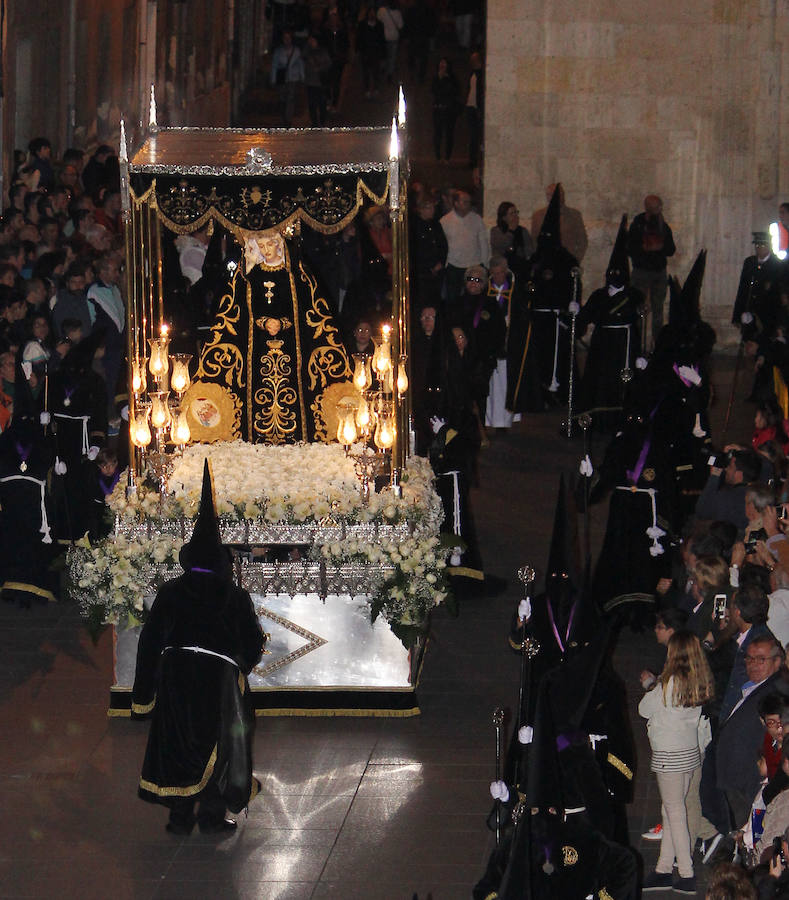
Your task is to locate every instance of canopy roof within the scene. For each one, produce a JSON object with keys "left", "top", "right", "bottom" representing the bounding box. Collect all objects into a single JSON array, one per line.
[
  {"left": 127, "top": 126, "right": 395, "bottom": 235},
  {"left": 129, "top": 126, "right": 394, "bottom": 177}
]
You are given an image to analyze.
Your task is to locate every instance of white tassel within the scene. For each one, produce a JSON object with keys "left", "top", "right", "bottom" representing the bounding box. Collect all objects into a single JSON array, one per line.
[
  {"left": 568, "top": 300, "right": 580, "bottom": 315},
  {"left": 548, "top": 376, "right": 560, "bottom": 393},
  {"left": 646, "top": 525, "right": 666, "bottom": 539},
  {"left": 39, "top": 411, "right": 51, "bottom": 425},
  {"left": 741, "top": 311, "right": 753, "bottom": 325},
  {"left": 693, "top": 413, "right": 706, "bottom": 438},
  {"left": 87, "top": 445, "right": 99, "bottom": 461},
  {"left": 579, "top": 454, "right": 593, "bottom": 477},
  {"left": 450, "top": 548, "right": 462, "bottom": 566},
  {"left": 518, "top": 725, "right": 534, "bottom": 745},
  {"left": 649, "top": 542, "right": 665, "bottom": 557},
  {"left": 518, "top": 597, "right": 532, "bottom": 621},
  {"left": 54, "top": 457, "right": 67, "bottom": 475},
  {"left": 635, "top": 356, "right": 647, "bottom": 370}
]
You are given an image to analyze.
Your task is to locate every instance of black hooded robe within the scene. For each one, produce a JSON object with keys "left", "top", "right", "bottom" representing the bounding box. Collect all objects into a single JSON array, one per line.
[
  {"left": 575, "top": 286, "right": 643, "bottom": 432},
  {"left": 132, "top": 571, "right": 265, "bottom": 814}
]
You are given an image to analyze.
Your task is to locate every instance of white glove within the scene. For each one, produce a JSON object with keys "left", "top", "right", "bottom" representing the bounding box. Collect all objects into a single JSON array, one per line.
[
  {"left": 120, "top": 404, "right": 130, "bottom": 422},
  {"left": 568, "top": 300, "right": 580, "bottom": 316},
  {"left": 450, "top": 548, "right": 462, "bottom": 566},
  {"left": 87, "top": 446, "right": 100, "bottom": 461},
  {"left": 579, "top": 454, "right": 593, "bottom": 477},
  {"left": 518, "top": 725, "right": 534, "bottom": 745},
  {"left": 518, "top": 597, "right": 531, "bottom": 621},
  {"left": 54, "top": 457, "right": 67, "bottom": 475},
  {"left": 692, "top": 413, "right": 706, "bottom": 438},
  {"left": 21, "top": 361, "right": 33, "bottom": 380},
  {"left": 429, "top": 416, "right": 446, "bottom": 435},
  {"left": 635, "top": 356, "right": 648, "bottom": 370},
  {"left": 677, "top": 364, "right": 701, "bottom": 386},
  {"left": 39, "top": 411, "right": 51, "bottom": 425},
  {"left": 489, "top": 780, "right": 510, "bottom": 802}
]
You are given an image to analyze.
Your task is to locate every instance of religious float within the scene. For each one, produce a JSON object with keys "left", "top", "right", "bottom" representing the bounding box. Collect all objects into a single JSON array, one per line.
[{"left": 68, "top": 92, "right": 451, "bottom": 716}]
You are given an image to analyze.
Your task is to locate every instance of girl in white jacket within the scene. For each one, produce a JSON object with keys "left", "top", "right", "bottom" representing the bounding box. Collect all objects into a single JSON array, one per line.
[{"left": 640, "top": 630, "right": 715, "bottom": 894}]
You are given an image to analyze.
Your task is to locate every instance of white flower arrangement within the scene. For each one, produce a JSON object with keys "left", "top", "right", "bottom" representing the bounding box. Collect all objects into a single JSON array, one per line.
[
  {"left": 316, "top": 533, "right": 448, "bottom": 638},
  {"left": 75, "top": 443, "right": 449, "bottom": 645},
  {"left": 68, "top": 532, "right": 183, "bottom": 632},
  {"left": 107, "top": 442, "right": 443, "bottom": 531}
]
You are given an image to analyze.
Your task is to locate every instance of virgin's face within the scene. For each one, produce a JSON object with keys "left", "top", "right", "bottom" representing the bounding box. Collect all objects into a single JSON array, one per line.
[
  {"left": 452, "top": 327, "right": 467, "bottom": 352},
  {"left": 504, "top": 206, "right": 519, "bottom": 229},
  {"left": 32, "top": 318, "right": 49, "bottom": 339}
]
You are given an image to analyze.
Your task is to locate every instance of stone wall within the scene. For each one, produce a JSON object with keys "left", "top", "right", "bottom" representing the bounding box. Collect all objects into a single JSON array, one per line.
[{"left": 484, "top": 0, "right": 789, "bottom": 345}]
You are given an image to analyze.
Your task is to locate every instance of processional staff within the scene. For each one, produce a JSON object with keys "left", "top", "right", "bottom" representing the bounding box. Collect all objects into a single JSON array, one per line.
[{"left": 565, "top": 267, "right": 581, "bottom": 438}]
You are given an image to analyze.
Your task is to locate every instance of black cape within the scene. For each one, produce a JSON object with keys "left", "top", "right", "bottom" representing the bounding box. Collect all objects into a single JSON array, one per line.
[{"left": 132, "top": 571, "right": 265, "bottom": 813}]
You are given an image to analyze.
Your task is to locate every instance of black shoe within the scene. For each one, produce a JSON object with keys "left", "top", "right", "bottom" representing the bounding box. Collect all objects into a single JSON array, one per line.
[
  {"left": 198, "top": 817, "right": 237, "bottom": 834},
  {"left": 165, "top": 820, "right": 194, "bottom": 836}
]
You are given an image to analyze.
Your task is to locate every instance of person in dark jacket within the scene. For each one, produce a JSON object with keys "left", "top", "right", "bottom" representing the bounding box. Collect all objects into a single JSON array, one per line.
[
  {"left": 627, "top": 194, "right": 676, "bottom": 350},
  {"left": 431, "top": 58, "right": 459, "bottom": 162},
  {"left": 132, "top": 460, "right": 266, "bottom": 835}
]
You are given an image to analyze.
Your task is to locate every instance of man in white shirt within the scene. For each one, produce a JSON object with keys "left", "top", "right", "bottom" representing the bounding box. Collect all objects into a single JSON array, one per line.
[
  {"left": 377, "top": 2, "right": 403, "bottom": 83},
  {"left": 440, "top": 190, "right": 490, "bottom": 303}
]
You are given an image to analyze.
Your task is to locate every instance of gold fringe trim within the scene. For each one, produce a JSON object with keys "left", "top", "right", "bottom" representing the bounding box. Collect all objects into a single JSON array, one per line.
[
  {"left": 448, "top": 566, "right": 485, "bottom": 580},
  {"left": 255, "top": 707, "right": 420, "bottom": 718},
  {"left": 139, "top": 745, "right": 218, "bottom": 797},
  {"left": 2, "top": 581, "right": 56, "bottom": 603},
  {"left": 131, "top": 696, "right": 156, "bottom": 715},
  {"left": 607, "top": 752, "right": 633, "bottom": 781},
  {"left": 131, "top": 175, "right": 390, "bottom": 239},
  {"left": 107, "top": 708, "right": 131, "bottom": 717},
  {"left": 483, "top": 892, "right": 498, "bottom": 900}
]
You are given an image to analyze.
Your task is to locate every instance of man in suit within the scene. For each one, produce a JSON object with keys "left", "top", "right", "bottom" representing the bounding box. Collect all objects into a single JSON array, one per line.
[
  {"left": 715, "top": 636, "right": 789, "bottom": 830},
  {"left": 718, "top": 584, "right": 775, "bottom": 722}
]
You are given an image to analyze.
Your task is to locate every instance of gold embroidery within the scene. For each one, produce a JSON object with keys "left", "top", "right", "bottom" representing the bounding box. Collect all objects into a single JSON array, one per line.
[
  {"left": 599, "top": 889, "right": 614, "bottom": 900},
  {"left": 195, "top": 268, "right": 245, "bottom": 391},
  {"left": 562, "top": 845, "right": 579, "bottom": 866},
  {"left": 137, "top": 173, "right": 389, "bottom": 238},
  {"left": 253, "top": 340, "right": 298, "bottom": 443}
]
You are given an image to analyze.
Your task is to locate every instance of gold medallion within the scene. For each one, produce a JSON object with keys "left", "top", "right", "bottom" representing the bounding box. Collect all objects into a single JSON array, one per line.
[{"left": 562, "top": 845, "right": 579, "bottom": 866}]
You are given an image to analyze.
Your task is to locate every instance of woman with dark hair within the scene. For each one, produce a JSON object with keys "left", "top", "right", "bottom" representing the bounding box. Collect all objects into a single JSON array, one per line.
[
  {"left": 490, "top": 201, "right": 534, "bottom": 275},
  {"left": 431, "top": 57, "right": 459, "bottom": 162}
]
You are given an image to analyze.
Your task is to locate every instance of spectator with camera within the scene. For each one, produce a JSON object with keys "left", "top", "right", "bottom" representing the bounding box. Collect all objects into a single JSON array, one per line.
[
  {"left": 719, "top": 582, "right": 777, "bottom": 723},
  {"left": 697, "top": 448, "right": 764, "bottom": 535}
]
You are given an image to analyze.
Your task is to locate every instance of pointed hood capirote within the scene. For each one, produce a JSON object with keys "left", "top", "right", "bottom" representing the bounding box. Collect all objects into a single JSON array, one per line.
[
  {"left": 605, "top": 214, "right": 630, "bottom": 288},
  {"left": 670, "top": 249, "right": 706, "bottom": 327},
  {"left": 178, "top": 459, "right": 231, "bottom": 577},
  {"left": 536, "top": 183, "right": 563, "bottom": 252},
  {"left": 545, "top": 473, "right": 581, "bottom": 600}
]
